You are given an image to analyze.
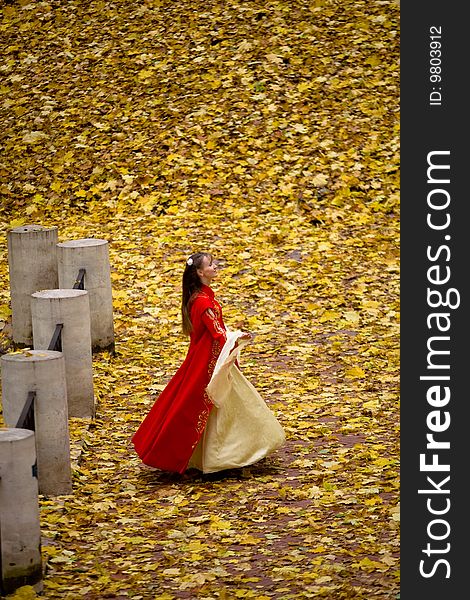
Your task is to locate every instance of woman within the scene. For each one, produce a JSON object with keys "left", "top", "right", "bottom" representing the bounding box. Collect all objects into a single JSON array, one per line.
[{"left": 132, "top": 252, "right": 285, "bottom": 474}]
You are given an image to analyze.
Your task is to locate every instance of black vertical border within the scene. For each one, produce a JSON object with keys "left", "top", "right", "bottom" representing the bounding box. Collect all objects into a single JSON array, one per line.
[{"left": 401, "top": 3, "right": 467, "bottom": 598}]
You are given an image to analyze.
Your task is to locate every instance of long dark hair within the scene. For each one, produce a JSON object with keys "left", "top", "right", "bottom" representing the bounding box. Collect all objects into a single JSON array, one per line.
[{"left": 181, "top": 252, "right": 212, "bottom": 336}]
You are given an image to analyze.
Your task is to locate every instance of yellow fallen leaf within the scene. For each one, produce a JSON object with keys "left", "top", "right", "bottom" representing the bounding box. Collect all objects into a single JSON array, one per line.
[
  {"left": 311, "top": 173, "right": 329, "bottom": 186},
  {"left": 345, "top": 367, "right": 365, "bottom": 378},
  {"left": 315, "top": 576, "right": 332, "bottom": 584},
  {"left": 343, "top": 310, "right": 360, "bottom": 323},
  {"left": 5, "top": 586, "right": 38, "bottom": 599},
  {"left": 319, "top": 310, "right": 340, "bottom": 322},
  {"left": 162, "top": 568, "right": 181, "bottom": 576}
]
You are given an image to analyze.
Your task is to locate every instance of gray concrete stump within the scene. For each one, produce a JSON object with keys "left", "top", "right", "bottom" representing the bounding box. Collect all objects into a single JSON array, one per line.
[
  {"left": 57, "top": 238, "right": 115, "bottom": 352},
  {"left": 0, "top": 428, "right": 43, "bottom": 595},
  {"left": 1, "top": 350, "right": 72, "bottom": 496},
  {"left": 7, "top": 225, "right": 58, "bottom": 346},
  {"left": 31, "top": 289, "right": 95, "bottom": 418}
]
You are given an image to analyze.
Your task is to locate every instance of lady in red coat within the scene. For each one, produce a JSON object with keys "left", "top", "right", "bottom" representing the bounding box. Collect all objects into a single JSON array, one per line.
[
  {"left": 132, "top": 252, "right": 284, "bottom": 474},
  {"left": 132, "top": 252, "right": 238, "bottom": 473}
]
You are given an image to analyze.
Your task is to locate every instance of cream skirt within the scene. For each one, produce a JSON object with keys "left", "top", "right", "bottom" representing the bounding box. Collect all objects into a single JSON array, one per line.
[{"left": 188, "top": 330, "right": 285, "bottom": 473}]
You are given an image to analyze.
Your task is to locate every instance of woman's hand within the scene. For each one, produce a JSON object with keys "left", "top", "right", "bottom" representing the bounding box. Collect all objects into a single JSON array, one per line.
[
  {"left": 233, "top": 332, "right": 253, "bottom": 350},
  {"left": 233, "top": 332, "right": 252, "bottom": 369}
]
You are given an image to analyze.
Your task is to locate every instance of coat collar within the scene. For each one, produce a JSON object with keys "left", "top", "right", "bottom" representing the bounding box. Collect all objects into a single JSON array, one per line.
[{"left": 200, "top": 284, "right": 214, "bottom": 299}]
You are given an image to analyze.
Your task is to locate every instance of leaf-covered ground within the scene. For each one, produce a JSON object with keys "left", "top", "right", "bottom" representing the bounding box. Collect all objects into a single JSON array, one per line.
[{"left": 0, "top": 0, "right": 399, "bottom": 598}]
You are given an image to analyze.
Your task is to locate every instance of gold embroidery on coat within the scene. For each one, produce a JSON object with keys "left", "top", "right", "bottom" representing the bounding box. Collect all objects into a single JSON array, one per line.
[
  {"left": 195, "top": 339, "right": 220, "bottom": 435},
  {"left": 206, "top": 308, "right": 226, "bottom": 339}
]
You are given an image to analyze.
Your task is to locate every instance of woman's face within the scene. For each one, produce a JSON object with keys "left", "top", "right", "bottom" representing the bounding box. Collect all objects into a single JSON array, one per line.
[{"left": 197, "top": 255, "right": 218, "bottom": 282}]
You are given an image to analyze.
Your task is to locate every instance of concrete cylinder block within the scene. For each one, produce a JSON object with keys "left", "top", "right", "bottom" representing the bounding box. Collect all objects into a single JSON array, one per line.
[
  {"left": 57, "top": 238, "right": 115, "bottom": 352},
  {"left": 0, "top": 428, "right": 43, "bottom": 595},
  {"left": 1, "top": 350, "right": 72, "bottom": 496},
  {"left": 7, "top": 225, "right": 58, "bottom": 346},
  {"left": 31, "top": 289, "right": 94, "bottom": 418}
]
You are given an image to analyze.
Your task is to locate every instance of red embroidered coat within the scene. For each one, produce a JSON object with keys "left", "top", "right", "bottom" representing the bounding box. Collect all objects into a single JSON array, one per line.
[{"left": 132, "top": 284, "right": 227, "bottom": 473}]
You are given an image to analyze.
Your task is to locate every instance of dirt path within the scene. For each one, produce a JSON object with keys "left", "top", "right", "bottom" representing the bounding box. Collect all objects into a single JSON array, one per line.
[{"left": 25, "top": 202, "right": 400, "bottom": 600}]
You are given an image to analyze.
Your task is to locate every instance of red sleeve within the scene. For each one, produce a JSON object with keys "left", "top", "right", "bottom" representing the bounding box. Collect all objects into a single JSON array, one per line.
[{"left": 201, "top": 308, "right": 227, "bottom": 343}]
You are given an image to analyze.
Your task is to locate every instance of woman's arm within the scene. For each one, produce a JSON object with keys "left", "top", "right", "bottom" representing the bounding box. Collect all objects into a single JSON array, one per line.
[{"left": 201, "top": 308, "right": 227, "bottom": 343}]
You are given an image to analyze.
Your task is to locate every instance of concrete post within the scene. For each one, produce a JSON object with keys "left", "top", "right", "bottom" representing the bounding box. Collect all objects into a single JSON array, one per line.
[
  {"left": 57, "top": 238, "right": 115, "bottom": 352},
  {"left": 0, "top": 428, "right": 43, "bottom": 595},
  {"left": 31, "top": 289, "right": 95, "bottom": 418},
  {"left": 7, "top": 225, "right": 58, "bottom": 346},
  {"left": 1, "top": 350, "right": 72, "bottom": 496}
]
